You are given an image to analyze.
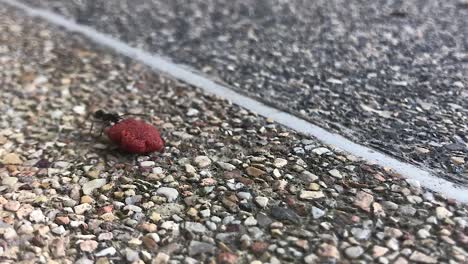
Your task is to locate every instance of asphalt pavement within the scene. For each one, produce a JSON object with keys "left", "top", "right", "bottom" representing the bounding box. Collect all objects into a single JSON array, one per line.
[{"left": 16, "top": 0, "right": 468, "bottom": 185}]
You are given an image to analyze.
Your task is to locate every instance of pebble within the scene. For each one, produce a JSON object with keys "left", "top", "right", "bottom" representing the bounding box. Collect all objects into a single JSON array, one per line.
[
  {"left": 4, "top": 200, "right": 20, "bottom": 211},
  {"left": 2, "top": 153, "right": 22, "bottom": 164},
  {"left": 417, "top": 229, "right": 430, "bottom": 239},
  {"left": 50, "top": 238, "right": 66, "bottom": 258},
  {"left": 217, "top": 252, "right": 238, "bottom": 264},
  {"left": 255, "top": 196, "right": 269, "bottom": 208},
  {"left": 372, "top": 245, "right": 389, "bottom": 258},
  {"left": 317, "top": 243, "right": 340, "bottom": 259},
  {"left": 351, "top": 227, "right": 371, "bottom": 240},
  {"left": 299, "top": 190, "right": 325, "bottom": 200},
  {"left": 82, "top": 179, "right": 107, "bottom": 195},
  {"left": 244, "top": 216, "right": 257, "bottom": 226},
  {"left": 140, "top": 161, "right": 156, "bottom": 167},
  {"left": 237, "top": 192, "right": 252, "bottom": 200},
  {"left": 273, "top": 158, "right": 288, "bottom": 168},
  {"left": 435, "top": 207, "right": 453, "bottom": 219},
  {"left": 126, "top": 249, "right": 140, "bottom": 262},
  {"left": 72, "top": 105, "right": 86, "bottom": 115},
  {"left": 194, "top": 156, "right": 211, "bottom": 168},
  {"left": 2, "top": 177, "right": 18, "bottom": 187},
  {"left": 75, "top": 257, "right": 93, "bottom": 264},
  {"left": 29, "top": 210, "right": 46, "bottom": 222},
  {"left": 311, "top": 207, "right": 326, "bottom": 219},
  {"left": 300, "top": 171, "right": 319, "bottom": 183},
  {"left": 156, "top": 187, "right": 179, "bottom": 202},
  {"left": 450, "top": 156, "right": 464, "bottom": 165},
  {"left": 185, "top": 164, "right": 197, "bottom": 174},
  {"left": 271, "top": 206, "right": 300, "bottom": 224},
  {"left": 246, "top": 166, "right": 266, "bottom": 177},
  {"left": 74, "top": 204, "right": 93, "bottom": 215},
  {"left": 328, "top": 169, "right": 343, "bottom": 179},
  {"left": 184, "top": 222, "right": 207, "bottom": 233},
  {"left": 217, "top": 161, "right": 236, "bottom": 171},
  {"left": 154, "top": 252, "right": 170, "bottom": 264},
  {"left": 79, "top": 240, "right": 98, "bottom": 252},
  {"left": 345, "top": 246, "right": 364, "bottom": 259},
  {"left": 409, "top": 251, "right": 437, "bottom": 263},
  {"left": 3, "top": 228, "right": 17, "bottom": 240},
  {"left": 186, "top": 108, "right": 199, "bottom": 116},
  {"left": 312, "top": 147, "right": 330, "bottom": 155},
  {"left": 50, "top": 225, "right": 65, "bottom": 235},
  {"left": 98, "top": 232, "right": 113, "bottom": 241},
  {"left": 95, "top": 247, "right": 117, "bottom": 257},
  {"left": 188, "top": 241, "right": 216, "bottom": 256},
  {"left": 354, "top": 191, "right": 374, "bottom": 212}
]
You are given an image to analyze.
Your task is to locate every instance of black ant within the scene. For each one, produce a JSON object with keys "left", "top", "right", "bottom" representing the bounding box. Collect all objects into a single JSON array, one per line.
[{"left": 89, "top": 109, "right": 148, "bottom": 137}]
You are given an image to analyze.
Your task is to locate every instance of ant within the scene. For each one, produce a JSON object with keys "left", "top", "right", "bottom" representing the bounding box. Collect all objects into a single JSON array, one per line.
[{"left": 89, "top": 109, "right": 147, "bottom": 137}]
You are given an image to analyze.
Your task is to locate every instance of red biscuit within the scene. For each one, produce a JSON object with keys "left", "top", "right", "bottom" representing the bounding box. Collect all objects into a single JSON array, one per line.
[{"left": 105, "top": 118, "right": 164, "bottom": 154}]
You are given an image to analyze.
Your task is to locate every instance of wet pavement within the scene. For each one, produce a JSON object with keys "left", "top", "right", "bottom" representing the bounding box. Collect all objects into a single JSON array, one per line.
[
  {"left": 15, "top": 0, "right": 468, "bottom": 185},
  {"left": 2, "top": 3, "right": 468, "bottom": 264}
]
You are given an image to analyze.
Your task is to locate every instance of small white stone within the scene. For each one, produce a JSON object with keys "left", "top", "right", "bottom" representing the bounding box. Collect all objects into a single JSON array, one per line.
[
  {"left": 300, "top": 190, "right": 325, "bottom": 200},
  {"left": 312, "top": 147, "right": 330, "bottom": 155},
  {"left": 156, "top": 187, "right": 179, "bottom": 202},
  {"left": 29, "top": 209, "right": 46, "bottom": 223},
  {"left": 140, "top": 161, "right": 155, "bottom": 167},
  {"left": 95, "top": 247, "right": 117, "bottom": 257},
  {"left": 417, "top": 229, "right": 430, "bottom": 239},
  {"left": 74, "top": 204, "right": 93, "bottom": 215},
  {"left": 255, "top": 196, "right": 269, "bottom": 208},
  {"left": 273, "top": 158, "right": 288, "bottom": 168},
  {"left": 82, "top": 179, "right": 107, "bottom": 195},
  {"left": 311, "top": 207, "right": 326, "bottom": 219},
  {"left": 328, "top": 169, "right": 342, "bottom": 179},
  {"left": 435, "top": 207, "right": 453, "bottom": 220},
  {"left": 185, "top": 164, "right": 197, "bottom": 174},
  {"left": 450, "top": 156, "right": 465, "bottom": 165},
  {"left": 73, "top": 105, "right": 86, "bottom": 115},
  {"left": 244, "top": 216, "right": 257, "bottom": 226},
  {"left": 51, "top": 226, "right": 66, "bottom": 235},
  {"left": 200, "top": 209, "right": 211, "bottom": 218},
  {"left": 237, "top": 192, "right": 252, "bottom": 200},
  {"left": 217, "top": 162, "right": 236, "bottom": 171},
  {"left": 194, "top": 156, "right": 211, "bottom": 168},
  {"left": 186, "top": 108, "right": 199, "bottom": 116},
  {"left": 2, "top": 177, "right": 18, "bottom": 187},
  {"left": 152, "top": 167, "right": 164, "bottom": 174},
  {"left": 160, "top": 221, "right": 179, "bottom": 231}
]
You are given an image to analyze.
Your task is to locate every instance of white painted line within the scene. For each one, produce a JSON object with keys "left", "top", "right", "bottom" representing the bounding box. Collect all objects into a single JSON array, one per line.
[{"left": 4, "top": 0, "right": 468, "bottom": 203}]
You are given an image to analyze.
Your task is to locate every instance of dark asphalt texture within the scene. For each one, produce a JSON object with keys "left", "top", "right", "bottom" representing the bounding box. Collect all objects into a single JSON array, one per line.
[{"left": 17, "top": 0, "right": 468, "bottom": 184}]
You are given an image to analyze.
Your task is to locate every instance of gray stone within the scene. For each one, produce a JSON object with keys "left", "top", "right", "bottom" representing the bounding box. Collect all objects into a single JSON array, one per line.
[
  {"left": 351, "top": 227, "right": 371, "bottom": 240},
  {"left": 345, "top": 246, "right": 364, "bottom": 259},
  {"left": 188, "top": 241, "right": 215, "bottom": 256},
  {"left": 328, "top": 169, "right": 343, "bottom": 179},
  {"left": 82, "top": 178, "right": 107, "bottom": 195},
  {"left": 156, "top": 187, "right": 179, "bottom": 202},
  {"left": 311, "top": 207, "right": 326, "bottom": 219},
  {"left": 409, "top": 251, "right": 437, "bottom": 263},
  {"left": 194, "top": 156, "right": 211, "bottom": 168},
  {"left": 184, "top": 222, "right": 207, "bottom": 234},
  {"left": 217, "top": 162, "right": 236, "bottom": 171}
]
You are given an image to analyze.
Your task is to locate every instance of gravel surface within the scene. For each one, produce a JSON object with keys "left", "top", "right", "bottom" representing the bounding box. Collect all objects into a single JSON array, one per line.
[
  {"left": 15, "top": 0, "right": 468, "bottom": 184},
  {"left": 2, "top": 5, "right": 468, "bottom": 264}
]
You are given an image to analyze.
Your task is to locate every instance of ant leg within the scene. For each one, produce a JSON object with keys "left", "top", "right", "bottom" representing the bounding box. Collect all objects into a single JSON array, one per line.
[
  {"left": 98, "top": 121, "right": 112, "bottom": 137},
  {"left": 89, "top": 121, "right": 95, "bottom": 136},
  {"left": 98, "top": 126, "right": 106, "bottom": 137}
]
